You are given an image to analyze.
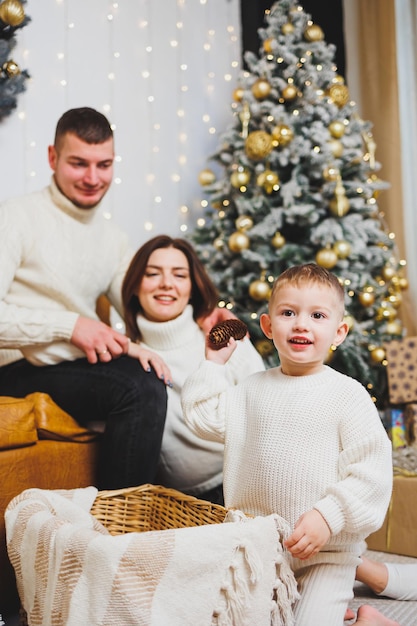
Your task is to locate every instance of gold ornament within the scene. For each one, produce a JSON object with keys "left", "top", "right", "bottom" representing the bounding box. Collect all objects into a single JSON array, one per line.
[
  {"left": 198, "top": 168, "right": 216, "bottom": 186},
  {"left": 263, "top": 37, "right": 274, "bottom": 53},
  {"left": 213, "top": 237, "right": 224, "bottom": 250},
  {"left": 255, "top": 339, "right": 274, "bottom": 357},
  {"left": 245, "top": 130, "right": 273, "bottom": 160},
  {"left": 332, "top": 75, "right": 345, "bottom": 85},
  {"left": 370, "top": 346, "right": 386, "bottom": 364},
  {"left": 281, "top": 22, "right": 295, "bottom": 35},
  {"left": 235, "top": 215, "right": 253, "bottom": 231},
  {"left": 257, "top": 169, "right": 280, "bottom": 193},
  {"left": 230, "top": 168, "right": 250, "bottom": 188},
  {"left": 386, "top": 319, "right": 402, "bottom": 335},
  {"left": 271, "top": 231, "right": 286, "bottom": 249},
  {"left": 333, "top": 240, "right": 351, "bottom": 259},
  {"left": 0, "top": 0, "right": 25, "bottom": 26},
  {"left": 228, "top": 231, "right": 250, "bottom": 252},
  {"left": 251, "top": 78, "right": 272, "bottom": 100},
  {"left": 239, "top": 101, "right": 250, "bottom": 139},
  {"left": 304, "top": 23, "right": 324, "bottom": 42},
  {"left": 399, "top": 276, "right": 409, "bottom": 290},
  {"left": 2, "top": 59, "right": 20, "bottom": 77},
  {"left": 344, "top": 314, "right": 355, "bottom": 331},
  {"left": 358, "top": 289, "right": 375, "bottom": 307},
  {"left": 376, "top": 302, "right": 397, "bottom": 321},
  {"left": 249, "top": 278, "right": 271, "bottom": 301},
  {"left": 323, "top": 166, "right": 339, "bottom": 181},
  {"left": 271, "top": 123, "right": 294, "bottom": 147},
  {"left": 381, "top": 265, "right": 396, "bottom": 281},
  {"left": 315, "top": 247, "right": 338, "bottom": 269},
  {"left": 232, "top": 87, "right": 244, "bottom": 102},
  {"left": 329, "top": 176, "right": 350, "bottom": 217},
  {"left": 281, "top": 84, "right": 298, "bottom": 101},
  {"left": 328, "top": 138, "right": 344, "bottom": 158},
  {"left": 329, "top": 120, "right": 345, "bottom": 139},
  {"left": 327, "top": 84, "right": 350, "bottom": 108}
]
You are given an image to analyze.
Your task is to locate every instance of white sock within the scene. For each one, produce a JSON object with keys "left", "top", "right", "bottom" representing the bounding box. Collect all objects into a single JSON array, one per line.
[{"left": 379, "top": 563, "right": 417, "bottom": 600}]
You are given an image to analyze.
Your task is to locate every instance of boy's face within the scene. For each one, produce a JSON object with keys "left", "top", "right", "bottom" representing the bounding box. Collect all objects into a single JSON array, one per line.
[
  {"left": 48, "top": 132, "right": 114, "bottom": 209},
  {"left": 260, "top": 283, "right": 348, "bottom": 376}
]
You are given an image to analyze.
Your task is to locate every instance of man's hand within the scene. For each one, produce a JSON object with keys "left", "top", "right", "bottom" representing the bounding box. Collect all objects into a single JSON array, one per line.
[
  {"left": 197, "top": 307, "right": 237, "bottom": 335},
  {"left": 71, "top": 316, "right": 130, "bottom": 364},
  {"left": 127, "top": 341, "right": 172, "bottom": 386},
  {"left": 284, "top": 509, "right": 331, "bottom": 560}
]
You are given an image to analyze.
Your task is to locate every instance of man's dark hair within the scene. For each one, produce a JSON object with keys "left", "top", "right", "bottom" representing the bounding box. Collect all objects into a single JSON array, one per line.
[{"left": 54, "top": 107, "right": 113, "bottom": 148}]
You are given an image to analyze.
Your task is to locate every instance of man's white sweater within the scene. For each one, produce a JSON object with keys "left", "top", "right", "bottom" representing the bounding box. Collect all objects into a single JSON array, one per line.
[
  {"left": 138, "top": 305, "right": 265, "bottom": 495},
  {"left": 0, "top": 179, "right": 132, "bottom": 366},
  {"left": 182, "top": 363, "right": 393, "bottom": 552}
]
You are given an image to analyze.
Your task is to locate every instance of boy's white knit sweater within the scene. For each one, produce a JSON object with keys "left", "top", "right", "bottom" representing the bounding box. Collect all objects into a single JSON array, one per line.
[
  {"left": 182, "top": 363, "right": 393, "bottom": 551},
  {"left": 138, "top": 305, "right": 265, "bottom": 495},
  {"left": 0, "top": 179, "right": 132, "bottom": 367}
]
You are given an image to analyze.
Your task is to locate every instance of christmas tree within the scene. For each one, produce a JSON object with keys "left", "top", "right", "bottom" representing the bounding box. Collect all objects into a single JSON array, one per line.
[
  {"left": 190, "top": 0, "right": 408, "bottom": 408},
  {"left": 0, "top": 0, "right": 30, "bottom": 122}
]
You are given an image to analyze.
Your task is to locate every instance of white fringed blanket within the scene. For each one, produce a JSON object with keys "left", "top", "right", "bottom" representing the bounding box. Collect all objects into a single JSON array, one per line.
[{"left": 5, "top": 487, "right": 298, "bottom": 626}]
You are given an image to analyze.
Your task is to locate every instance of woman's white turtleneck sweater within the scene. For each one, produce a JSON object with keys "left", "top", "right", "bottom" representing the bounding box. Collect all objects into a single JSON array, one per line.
[
  {"left": 0, "top": 178, "right": 133, "bottom": 367},
  {"left": 137, "top": 305, "right": 265, "bottom": 495}
]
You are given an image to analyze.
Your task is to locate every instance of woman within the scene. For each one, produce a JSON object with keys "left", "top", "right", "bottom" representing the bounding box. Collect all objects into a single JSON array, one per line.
[{"left": 122, "top": 235, "right": 265, "bottom": 504}]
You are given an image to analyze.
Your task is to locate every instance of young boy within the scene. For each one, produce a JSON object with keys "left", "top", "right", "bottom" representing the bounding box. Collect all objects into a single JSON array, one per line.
[{"left": 182, "top": 264, "right": 394, "bottom": 626}]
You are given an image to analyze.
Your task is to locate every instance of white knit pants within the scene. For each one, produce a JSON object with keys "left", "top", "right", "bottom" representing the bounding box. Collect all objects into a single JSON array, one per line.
[
  {"left": 290, "top": 554, "right": 359, "bottom": 626},
  {"left": 381, "top": 563, "right": 417, "bottom": 600}
]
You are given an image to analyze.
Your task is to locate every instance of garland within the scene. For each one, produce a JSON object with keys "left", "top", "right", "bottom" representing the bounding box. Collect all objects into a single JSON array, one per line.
[{"left": 0, "top": 0, "right": 30, "bottom": 122}]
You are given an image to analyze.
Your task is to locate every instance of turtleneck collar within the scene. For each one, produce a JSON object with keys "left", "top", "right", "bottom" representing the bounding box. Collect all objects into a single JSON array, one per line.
[
  {"left": 137, "top": 304, "right": 201, "bottom": 351},
  {"left": 48, "top": 176, "right": 101, "bottom": 224}
]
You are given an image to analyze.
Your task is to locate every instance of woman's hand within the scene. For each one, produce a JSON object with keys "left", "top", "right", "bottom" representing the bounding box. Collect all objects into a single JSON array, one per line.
[{"left": 128, "top": 341, "right": 173, "bottom": 387}]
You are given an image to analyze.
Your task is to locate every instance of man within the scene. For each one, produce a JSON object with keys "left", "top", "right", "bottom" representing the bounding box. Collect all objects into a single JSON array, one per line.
[{"left": 0, "top": 107, "right": 169, "bottom": 489}]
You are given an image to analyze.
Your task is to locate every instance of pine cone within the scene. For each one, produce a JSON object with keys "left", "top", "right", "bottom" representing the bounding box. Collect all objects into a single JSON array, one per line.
[{"left": 208, "top": 319, "right": 248, "bottom": 349}]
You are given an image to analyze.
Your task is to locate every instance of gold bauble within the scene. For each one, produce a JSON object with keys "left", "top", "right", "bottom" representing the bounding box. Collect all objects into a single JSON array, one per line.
[
  {"left": 271, "top": 231, "right": 286, "bottom": 249},
  {"left": 329, "top": 194, "right": 349, "bottom": 217},
  {"left": 228, "top": 230, "right": 250, "bottom": 252},
  {"left": 399, "top": 276, "right": 409, "bottom": 290},
  {"left": 235, "top": 215, "right": 253, "bottom": 231},
  {"left": 257, "top": 169, "right": 280, "bottom": 193},
  {"left": 255, "top": 339, "right": 274, "bottom": 357},
  {"left": 332, "top": 75, "right": 345, "bottom": 85},
  {"left": 328, "top": 138, "right": 344, "bottom": 158},
  {"left": 358, "top": 290, "right": 375, "bottom": 307},
  {"left": 230, "top": 168, "right": 250, "bottom": 188},
  {"left": 328, "top": 84, "right": 350, "bottom": 108},
  {"left": 387, "top": 293, "right": 402, "bottom": 308},
  {"left": 198, "top": 168, "right": 216, "bottom": 186},
  {"left": 323, "top": 166, "right": 339, "bottom": 181},
  {"left": 281, "top": 84, "right": 298, "bottom": 101},
  {"left": 315, "top": 247, "right": 338, "bottom": 269},
  {"left": 249, "top": 279, "right": 271, "bottom": 301},
  {"left": 376, "top": 302, "right": 397, "bottom": 321},
  {"left": 386, "top": 319, "right": 403, "bottom": 335},
  {"left": 0, "top": 0, "right": 25, "bottom": 26},
  {"left": 232, "top": 87, "right": 244, "bottom": 102},
  {"left": 381, "top": 265, "right": 396, "bottom": 281},
  {"left": 271, "top": 123, "right": 294, "bottom": 146},
  {"left": 213, "top": 237, "right": 224, "bottom": 250},
  {"left": 251, "top": 78, "right": 272, "bottom": 100},
  {"left": 263, "top": 37, "right": 274, "bottom": 53},
  {"left": 370, "top": 346, "right": 386, "bottom": 364},
  {"left": 344, "top": 314, "right": 355, "bottom": 331},
  {"left": 333, "top": 240, "right": 351, "bottom": 259},
  {"left": 245, "top": 130, "right": 273, "bottom": 160},
  {"left": 2, "top": 59, "right": 20, "bottom": 77},
  {"left": 304, "top": 23, "right": 324, "bottom": 42},
  {"left": 329, "top": 120, "right": 345, "bottom": 139},
  {"left": 281, "top": 22, "right": 295, "bottom": 35}
]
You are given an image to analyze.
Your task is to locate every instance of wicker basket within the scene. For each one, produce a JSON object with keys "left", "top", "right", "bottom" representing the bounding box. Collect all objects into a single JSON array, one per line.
[{"left": 90, "top": 483, "right": 228, "bottom": 535}]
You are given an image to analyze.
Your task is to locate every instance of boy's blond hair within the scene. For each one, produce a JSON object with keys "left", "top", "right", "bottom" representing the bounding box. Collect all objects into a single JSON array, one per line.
[{"left": 269, "top": 264, "right": 345, "bottom": 319}]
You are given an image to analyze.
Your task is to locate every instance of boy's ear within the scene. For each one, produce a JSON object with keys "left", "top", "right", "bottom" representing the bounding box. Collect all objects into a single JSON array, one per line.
[
  {"left": 260, "top": 313, "right": 272, "bottom": 339},
  {"left": 333, "top": 320, "right": 349, "bottom": 347}
]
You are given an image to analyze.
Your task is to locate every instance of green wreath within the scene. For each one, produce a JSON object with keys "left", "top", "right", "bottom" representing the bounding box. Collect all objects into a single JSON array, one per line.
[{"left": 0, "top": 0, "right": 30, "bottom": 122}]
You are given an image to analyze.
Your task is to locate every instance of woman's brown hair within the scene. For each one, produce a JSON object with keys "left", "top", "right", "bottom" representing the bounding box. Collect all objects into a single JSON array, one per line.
[{"left": 122, "top": 235, "right": 219, "bottom": 341}]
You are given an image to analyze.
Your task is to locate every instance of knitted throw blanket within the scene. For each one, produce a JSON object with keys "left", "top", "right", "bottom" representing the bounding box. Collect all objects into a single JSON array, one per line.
[{"left": 5, "top": 487, "right": 298, "bottom": 626}]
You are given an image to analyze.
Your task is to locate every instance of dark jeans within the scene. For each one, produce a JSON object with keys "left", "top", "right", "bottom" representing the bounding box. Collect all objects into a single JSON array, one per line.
[{"left": 0, "top": 356, "right": 167, "bottom": 490}]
